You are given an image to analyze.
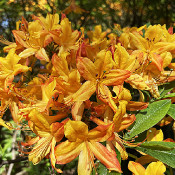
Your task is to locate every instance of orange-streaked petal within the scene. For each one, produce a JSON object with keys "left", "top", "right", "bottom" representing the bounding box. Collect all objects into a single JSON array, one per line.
[
  {"left": 28, "top": 136, "right": 52, "bottom": 165},
  {"left": 28, "top": 109, "right": 50, "bottom": 133},
  {"left": 50, "top": 138, "right": 63, "bottom": 173},
  {"left": 126, "top": 74, "right": 150, "bottom": 90},
  {"left": 70, "top": 80, "right": 96, "bottom": 102},
  {"left": 21, "top": 136, "right": 39, "bottom": 147},
  {"left": 115, "top": 114, "right": 136, "bottom": 132},
  {"left": 77, "top": 57, "right": 97, "bottom": 81},
  {"left": 55, "top": 141, "right": 82, "bottom": 164},
  {"left": 88, "top": 123, "right": 114, "bottom": 142},
  {"left": 102, "top": 69, "right": 131, "bottom": 86},
  {"left": 71, "top": 101, "right": 85, "bottom": 121},
  {"left": 149, "top": 52, "right": 163, "bottom": 71},
  {"left": 19, "top": 48, "right": 37, "bottom": 58},
  {"left": 127, "top": 101, "right": 148, "bottom": 111},
  {"left": 50, "top": 122, "right": 65, "bottom": 142},
  {"left": 112, "top": 133, "right": 128, "bottom": 160},
  {"left": 78, "top": 142, "right": 93, "bottom": 175},
  {"left": 52, "top": 52, "right": 69, "bottom": 78},
  {"left": 35, "top": 48, "right": 49, "bottom": 62},
  {"left": 88, "top": 141, "right": 122, "bottom": 173},
  {"left": 128, "top": 161, "right": 146, "bottom": 175},
  {"left": 97, "top": 83, "right": 118, "bottom": 112}
]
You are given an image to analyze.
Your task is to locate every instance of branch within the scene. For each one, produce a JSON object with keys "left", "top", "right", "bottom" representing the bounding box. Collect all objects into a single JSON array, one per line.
[
  {"left": 7, "top": 130, "right": 17, "bottom": 175},
  {"left": 0, "top": 157, "right": 28, "bottom": 168}
]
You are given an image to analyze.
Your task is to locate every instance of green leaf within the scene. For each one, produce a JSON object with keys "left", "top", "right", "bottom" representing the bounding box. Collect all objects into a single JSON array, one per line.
[
  {"left": 159, "top": 81, "right": 175, "bottom": 98},
  {"left": 135, "top": 146, "right": 175, "bottom": 168},
  {"left": 145, "top": 22, "right": 151, "bottom": 28},
  {"left": 140, "top": 141, "right": 175, "bottom": 151},
  {"left": 91, "top": 161, "right": 121, "bottom": 175},
  {"left": 161, "top": 92, "right": 175, "bottom": 98},
  {"left": 167, "top": 104, "right": 175, "bottom": 119},
  {"left": 125, "top": 99, "right": 171, "bottom": 139}
]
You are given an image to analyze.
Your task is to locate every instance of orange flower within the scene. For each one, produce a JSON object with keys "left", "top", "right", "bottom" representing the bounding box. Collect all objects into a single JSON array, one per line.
[
  {"left": 55, "top": 120, "right": 122, "bottom": 175},
  {"left": 70, "top": 50, "right": 131, "bottom": 112},
  {"left": 21, "top": 109, "right": 68, "bottom": 173}
]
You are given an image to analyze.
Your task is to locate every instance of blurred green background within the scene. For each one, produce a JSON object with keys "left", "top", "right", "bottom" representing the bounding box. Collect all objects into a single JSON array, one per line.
[
  {"left": 0, "top": 0, "right": 175, "bottom": 174},
  {"left": 0, "top": 0, "right": 175, "bottom": 41}
]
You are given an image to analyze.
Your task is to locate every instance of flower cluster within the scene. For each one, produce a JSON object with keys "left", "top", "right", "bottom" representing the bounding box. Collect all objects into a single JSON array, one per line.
[{"left": 1, "top": 13, "right": 175, "bottom": 174}]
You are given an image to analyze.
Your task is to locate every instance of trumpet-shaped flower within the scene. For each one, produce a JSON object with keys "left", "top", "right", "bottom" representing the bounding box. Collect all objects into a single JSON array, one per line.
[
  {"left": 13, "top": 19, "right": 50, "bottom": 61},
  {"left": 21, "top": 109, "right": 68, "bottom": 173},
  {"left": 71, "top": 50, "right": 131, "bottom": 112},
  {"left": 55, "top": 120, "right": 122, "bottom": 175},
  {"left": 0, "top": 48, "right": 30, "bottom": 90}
]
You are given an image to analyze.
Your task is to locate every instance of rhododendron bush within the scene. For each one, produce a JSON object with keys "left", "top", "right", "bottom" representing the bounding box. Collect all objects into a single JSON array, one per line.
[{"left": 1, "top": 13, "right": 175, "bottom": 175}]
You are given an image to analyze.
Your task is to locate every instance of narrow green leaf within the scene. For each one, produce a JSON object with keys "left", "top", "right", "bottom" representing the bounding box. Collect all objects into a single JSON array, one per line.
[
  {"left": 157, "top": 92, "right": 175, "bottom": 100},
  {"left": 135, "top": 146, "right": 175, "bottom": 168},
  {"left": 167, "top": 104, "right": 175, "bottom": 119},
  {"left": 125, "top": 99, "right": 171, "bottom": 139},
  {"left": 140, "top": 141, "right": 175, "bottom": 151},
  {"left": 161, "top": 93, "right": 175, "bottom": 99},
  {"left": 159, "top": 81, "right": 175, "bottom": 98}
]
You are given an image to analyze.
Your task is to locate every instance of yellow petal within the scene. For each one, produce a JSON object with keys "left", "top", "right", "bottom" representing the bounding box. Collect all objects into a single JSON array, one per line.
[
  {"left": 145, "top": 25, "right": 163, "bottom": 43},
  {"left": 71, "top": 101, "right": 85, "bottom": 121},
  {"left": 114, "top": 44, "right": 130, "bottom": 69},
  {"left": 147, "top": 128, "right": 163, "bottom": 141},
  {"left": 19, "top": 48, "right": 37, "bottom": 58},
  {"left": 78, "top": 142, "right": 93, "bottom": 175},
  {"left": 29, "top": 136, "right": 52, "bottom": 165},
  {"left": 145, "top": 161, "right": 166, "bottom": 175},
  {"left": 42, "top": 79, "right": 56, "bottom": 102},
  {"left": 126, "top": 74, "right": 150, "bottom": 90},
  {"left": 64, "top": 120, "right": 88, "bottom": 141},
  {"left": 77, "top": 57, "right": 97, "bottom": 81},
  {"left": 128, "top": 161, "right": 146, "bottom": 175},
  {"left": 52, "top": 52, "right": 69, "bottom": 78},
  {"left": 35, "top": 48, "right": 49, "bottom": 62},
  {"left": 88, "top": 141, "right": 122, "bottom": 173},
  {"left": 55, "top": 140, "right": 82, "bottom": 164},
  {"left": 97, "top": 83, "right": 118, "bottom": 112},
  {"left": 0, "top": 118, "right": 13, "bottom": 130},
  {"left": 28, "top": 109, "right": 50, "bottom": 134},
  {"left": 71, "top": 80, "right": 96, "bottom": 102}
]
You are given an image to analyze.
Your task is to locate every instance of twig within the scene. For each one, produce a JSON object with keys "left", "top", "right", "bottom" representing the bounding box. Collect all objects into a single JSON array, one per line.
[
  {"left": 16, "top": 170, "right": 27, "bottom": 175},
  {"left": 0, "top": 157, "right": 28, "bottom": 168},
  {"left": 7, "top": 130, "right": 17, "bottom": 175}
]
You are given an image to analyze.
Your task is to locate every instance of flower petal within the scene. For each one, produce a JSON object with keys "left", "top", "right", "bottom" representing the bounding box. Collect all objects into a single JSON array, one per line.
[
  {"left": 55, "top": 141, "right": 82, "bottom": 164},
  {"left": 78, "top": 142, "right": 93, "bottom": 175},
  {"left": 128, "top": 161, "right": 146, "bottom": 175},
  {"left": 88, "top": 141, "right": 122, "bottom": 173}
]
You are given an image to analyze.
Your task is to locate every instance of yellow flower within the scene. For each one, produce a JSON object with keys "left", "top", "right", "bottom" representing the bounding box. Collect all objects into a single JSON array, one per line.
[
  {"left": 128, "top": 161, "right": 166, "bottom": 175},
  {"left": 55, "top": 120, "right": 122, "bottom": 175},
  {"left": 0, "top": 48, "right": 30, "bottom": 90},
  {"left": 70, "top": 50, "right": 131, "bottom": 112},
  {"left": 21, "top": 109, "right": 68, "bottom": 173}
]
